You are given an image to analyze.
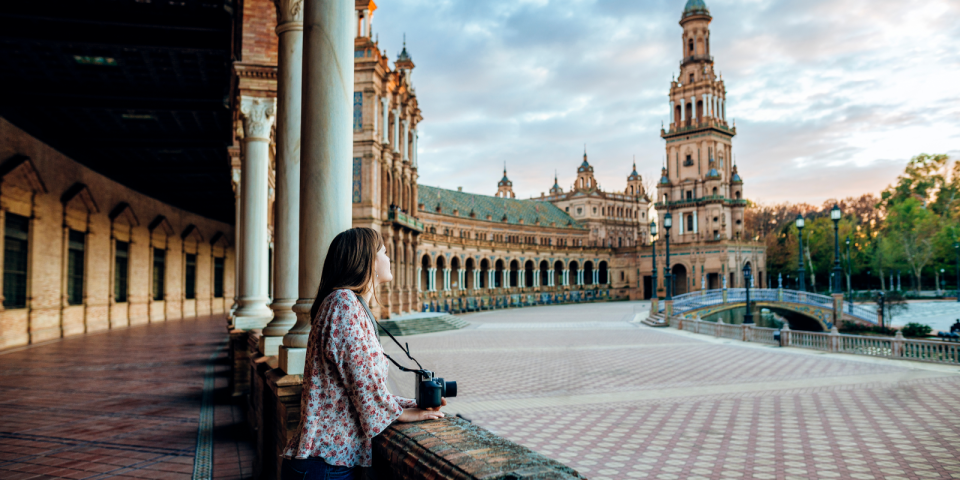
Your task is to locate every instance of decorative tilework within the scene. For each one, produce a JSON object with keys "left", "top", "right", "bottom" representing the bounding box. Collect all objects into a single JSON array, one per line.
[
  {"left": 352, "top": 157, "right": 362, "bottom": 203},
  {"left": 352, "top": 92, "right": 363, "bottom": 132}
]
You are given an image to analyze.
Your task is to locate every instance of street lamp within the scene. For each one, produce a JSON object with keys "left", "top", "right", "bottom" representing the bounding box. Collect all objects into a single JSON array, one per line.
[
  {"left": 830, "top": 204, "right": 842, "bottom": 294},
  {"left": 796, "top": 214, "right": 806, "bottom": 292},
  {"left": 743, "top": 262, "right": 754, "bottom": 324},
  {"left": 650, "top": 220, "right": 658, "bottom": 296},
  {"left": 664, "top": 212, "right": 673, "bottom": 300},
  {"left": 955, "top": 242, "right": 959, "bottom": 302},
  {"left": 845, "top": 236, "right": 851, "bottom": 298}
]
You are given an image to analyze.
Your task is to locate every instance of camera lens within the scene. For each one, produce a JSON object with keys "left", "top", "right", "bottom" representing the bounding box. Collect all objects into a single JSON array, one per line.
[{"left": 444, "top": 380, "right": 457, "bottom": 398}]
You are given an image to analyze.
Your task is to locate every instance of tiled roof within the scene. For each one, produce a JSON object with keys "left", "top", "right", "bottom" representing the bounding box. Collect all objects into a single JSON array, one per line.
[{"left": 418, "top": 185, "right": 584, "bottom": 229}]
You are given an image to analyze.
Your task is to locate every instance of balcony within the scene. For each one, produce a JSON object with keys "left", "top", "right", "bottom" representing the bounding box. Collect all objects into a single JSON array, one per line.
[
  {"left": 654, "top": 195, "right": 748, "bottom": 209},
  {"left": 388, "top": 210, "right": 424, "bottom": 232},
  {"left": 680, "top": 54, "right": 713, "bottom": 67},
  {"left": 663, "top": 119, "right": 735, "bottom": 137}
]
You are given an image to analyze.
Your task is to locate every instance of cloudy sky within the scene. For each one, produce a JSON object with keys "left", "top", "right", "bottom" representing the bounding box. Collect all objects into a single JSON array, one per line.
[{"left": 373, "top": 0, "right": 960, "bottom": 206}]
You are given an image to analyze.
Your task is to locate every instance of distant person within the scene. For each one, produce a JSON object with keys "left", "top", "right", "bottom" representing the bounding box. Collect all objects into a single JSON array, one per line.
[{"left": 280, "top": 228, "right": 447, "bottom": 480}]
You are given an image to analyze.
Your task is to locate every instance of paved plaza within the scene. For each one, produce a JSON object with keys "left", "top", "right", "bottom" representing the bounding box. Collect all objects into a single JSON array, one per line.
[
  {"left": 385, "top": 302, "right": 960, "bottom": 480},
  {"left": 0, "top": 317, "right": 253, "bottom": 480}
]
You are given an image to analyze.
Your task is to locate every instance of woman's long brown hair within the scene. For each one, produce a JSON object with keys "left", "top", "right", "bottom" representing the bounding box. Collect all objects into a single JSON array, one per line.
[{"left": 310, "top": 227, "right": 385, "bottom": 322}]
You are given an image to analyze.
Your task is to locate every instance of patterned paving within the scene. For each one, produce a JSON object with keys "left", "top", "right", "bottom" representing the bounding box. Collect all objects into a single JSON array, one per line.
[
  {"left": 0, "top": 317, "right": 254, "bottom": 480},
  {"left": 385, "top": 301, "right": 960, "bottom": 480}
]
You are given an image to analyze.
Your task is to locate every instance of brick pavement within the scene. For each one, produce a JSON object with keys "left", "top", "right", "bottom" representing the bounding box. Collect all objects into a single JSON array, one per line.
[
  {"left": 385, "top": 302, "right": 960, "bottom": 480},
  {"left": 0, "top": 316, "right": 254, "bottom": 480}
]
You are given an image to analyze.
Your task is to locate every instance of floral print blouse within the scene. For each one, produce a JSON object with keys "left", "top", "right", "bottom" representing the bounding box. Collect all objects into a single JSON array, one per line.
[{"left": 283, "top": 289, "right": 416, "bottom": 467}]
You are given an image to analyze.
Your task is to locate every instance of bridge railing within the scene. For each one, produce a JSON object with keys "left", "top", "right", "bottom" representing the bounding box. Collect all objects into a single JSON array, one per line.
[
  {"left": 669, "top": 318, "right": 960, "bottom": 366},
  {"left": 662, "top": 288, "right": 876, "bottom": 324}
]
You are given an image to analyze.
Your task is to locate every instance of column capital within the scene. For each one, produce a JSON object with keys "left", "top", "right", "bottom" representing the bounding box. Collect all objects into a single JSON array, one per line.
[
  {"left": 273, "top": 0, "right": 304, "bottom": 31},
  {"left": 239, "top": 96, "right": 277, "bottom": 142}
]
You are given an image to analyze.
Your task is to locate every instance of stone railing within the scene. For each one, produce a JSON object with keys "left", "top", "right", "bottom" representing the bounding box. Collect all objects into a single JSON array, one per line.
[
  {"left": 371, "top": 418, "right": 586, "bottom": 479},
  {"left": 668, "top": 317, "right": 960, "bottom": 366}
]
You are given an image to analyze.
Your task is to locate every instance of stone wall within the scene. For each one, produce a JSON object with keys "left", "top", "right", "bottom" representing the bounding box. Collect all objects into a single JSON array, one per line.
[{"left": 0, "top": 118, "right": 236, "bottom": 350}]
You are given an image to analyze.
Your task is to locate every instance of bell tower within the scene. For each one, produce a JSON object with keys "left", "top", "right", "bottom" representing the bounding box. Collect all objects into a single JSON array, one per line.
[
  {"left": 496, "top": 165, "right": 515, "bottom": 198},
  {"left": 658, "top": 0, "right": 745, "bottom": 243},
  {"left": 575, "top": 150, "right": 596, "bottom": 192}
]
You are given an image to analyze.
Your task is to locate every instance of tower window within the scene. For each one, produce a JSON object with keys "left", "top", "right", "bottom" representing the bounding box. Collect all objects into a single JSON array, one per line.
[
  {"left": 684, "top": 155, "right": 694, "bottom": 167},
  {"left": 687, "top": 214, "right": 694, "bottom": 232},
  {"left": 686, "top": 190, "right": 693, "bottom": 200},
  {"left": 689, "top": 73, "right": 694, "bottom": 84},
  {"left": 688, "top": 39, "right": 694, "bottom": 54}
]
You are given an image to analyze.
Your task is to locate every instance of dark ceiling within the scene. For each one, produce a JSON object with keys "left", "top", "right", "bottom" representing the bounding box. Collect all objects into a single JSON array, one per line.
[{"left": 0, "top": 0, "right": 237, "bottom": 223}]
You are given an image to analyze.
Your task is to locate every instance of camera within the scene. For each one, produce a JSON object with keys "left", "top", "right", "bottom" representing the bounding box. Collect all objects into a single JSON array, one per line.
[{"left": 415, "top": 370, "right": 457, "bottom": 409}]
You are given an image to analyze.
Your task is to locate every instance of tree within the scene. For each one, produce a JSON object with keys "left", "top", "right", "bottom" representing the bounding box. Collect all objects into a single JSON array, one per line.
[{"left": 885, "top": 198, "right": 939, "bottom": 293}]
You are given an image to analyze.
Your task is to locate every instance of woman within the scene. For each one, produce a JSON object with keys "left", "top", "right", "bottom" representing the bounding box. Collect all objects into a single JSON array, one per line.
[{"left": 281, "top": 228, "right": 445, "bottom": 480}]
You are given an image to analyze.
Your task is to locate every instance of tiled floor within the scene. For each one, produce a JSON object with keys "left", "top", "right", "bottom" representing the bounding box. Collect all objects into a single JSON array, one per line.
[
  {"left": 0, "top": 317, "right": 254, "bottom": 480},
  {"left": 385, "top": 302, "right": 960, "bottom": 480}
]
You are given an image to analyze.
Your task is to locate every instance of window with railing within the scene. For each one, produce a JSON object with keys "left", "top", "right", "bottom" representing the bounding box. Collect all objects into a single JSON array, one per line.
[
  {"left": 3, "top": 213, "right": 29, "bottom": 309},
  {"left": 67, "top": 230, "right": 85, "bottom": 305},
  {"left": 115, "top": 241, "right": 129, "bottom": 303},
  {"left": 214, "top": 257, "right": 224, "bottom": 298},
  {"left": 185, "top": 253, "right": 196, "bottom": 300},
  {"left": 153, "top": 248, "right": 165, "bottom": 301}
]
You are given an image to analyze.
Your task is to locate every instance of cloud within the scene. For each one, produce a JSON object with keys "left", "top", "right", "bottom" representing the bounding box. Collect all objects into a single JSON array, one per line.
[{"left": 372, "top": 0, "right": 960, "bottom": 203}]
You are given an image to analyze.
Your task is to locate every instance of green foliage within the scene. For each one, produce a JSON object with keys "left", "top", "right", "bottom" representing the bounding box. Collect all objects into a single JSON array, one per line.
[
  {"left": 901, "top": 322, "right": 932, "bottom": 338},
  {"left": 839, "top": 320, "right": 896, "bottom": 336}
]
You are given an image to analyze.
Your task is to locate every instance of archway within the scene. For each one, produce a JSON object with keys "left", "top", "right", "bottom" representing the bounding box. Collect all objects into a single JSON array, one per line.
[
  {"left": 672, "top": 264, "right": 688, "bottom": 295},
  {"left": 509, "top": 260, "right": 519, "bottom": 288},
  {"left": 569, "top": 261, "right": 580, "bottom": 286},
  {"left": 420, "top": 255, "right": 431, "bottom": 292},
  {"left": 435, "top": 256, "right": 446, "bottom": 292},
  {"left": 539, "top": 260, "right": 549, "bottom": 287},
  {"left": 584, "top": 261, "right": 594, "bottom": 285},
  {"left": 465, "top": 258, "right": 475, "bottom": 290},
  {"left": 451, "top": 257, "right": 461, "bottom": 291},
  {"left": 495, "top": 259, "right": 504, "bottom": 288},
  {"left": 599, "top": 261, "right": 608, "bottom": 284},
  {"left": 480, "top": 259, "right": 490, "bottom": 289},
  {"left": 554, "top": 260, "right": 564, "bottom": 286},
  {"left": 524, "top": 260, "right": 534, "bottom": 287}
]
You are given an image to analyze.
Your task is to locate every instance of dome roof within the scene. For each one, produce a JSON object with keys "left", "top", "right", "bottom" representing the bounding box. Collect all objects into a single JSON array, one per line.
[
  {"left": 683, "top": 0, "right": 710, "bottom": 17},
  {"left": 707, "top": 168, "right": 720, "bottom": 178},
  {"left": 731, "top": 172, "right": 742, "bottom": 182}
]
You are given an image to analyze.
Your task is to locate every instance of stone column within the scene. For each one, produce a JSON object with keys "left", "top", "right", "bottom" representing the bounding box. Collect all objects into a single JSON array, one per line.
[
  {"left": 411, "top": 129, "right": 418, "bottom": 168},
  {"left": 381, "top": 97, "right": 390, "bottom": 144},
  {"left": 229, "top": 167, "right": 242, "bottom": 323},
  {"left": 280, "top": 0, "right": 353, "bottom": 376},
  {"left": 261, "top": 0, "right": 304, "bottom": 356},
  {"left": 392, "top": 108, "right": 400, "bottom": 152},
  {"left": 235, "top": 97, "right": 277, "bottom": 330},
  {"left": 402, "top": 118, "right": 410, "bottom": 162},
  {"left": 548, "top": 269, "right": 554, "bottom": 286}
]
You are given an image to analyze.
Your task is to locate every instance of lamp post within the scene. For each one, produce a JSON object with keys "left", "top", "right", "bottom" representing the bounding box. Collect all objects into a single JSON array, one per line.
[
  {"left": 796, "top": 214, "right": 806, "bottom": 292},
  {"left": 743, "top": 262, "right": 754, "bottom": 324},
  {"left": 664, "top": 212, "right": 673, "bottom": 300},
  {"left": 845, "top": 236, "right": 851, "bottom": 298},
  {"left": 830, "top": 204, "right": 842, "bottom": 294},
  {"left": 955, "top": 242, "right": 959, "bottom": 302},
  {"left": 650, "top": 220, "right": 658, "bottom": 295}
]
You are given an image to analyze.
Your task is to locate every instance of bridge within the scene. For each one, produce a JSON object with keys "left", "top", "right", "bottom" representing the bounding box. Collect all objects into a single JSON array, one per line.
[{"left": 649, "top": 288, "right": 878, "bottom": 331}]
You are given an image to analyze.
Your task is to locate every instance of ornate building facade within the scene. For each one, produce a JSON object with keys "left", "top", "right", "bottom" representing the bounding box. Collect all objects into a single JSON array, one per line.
[
  {"left": 410, "top": 0, "right": 765, "bottom": 312},
  {"left": 226, "top": 0, "right": 764, "bottom": 319}
]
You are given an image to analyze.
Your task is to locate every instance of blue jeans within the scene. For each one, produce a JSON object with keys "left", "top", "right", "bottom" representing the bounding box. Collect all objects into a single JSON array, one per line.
[{"left": 280, "top": 457, "right": 356, "bottom": 480}]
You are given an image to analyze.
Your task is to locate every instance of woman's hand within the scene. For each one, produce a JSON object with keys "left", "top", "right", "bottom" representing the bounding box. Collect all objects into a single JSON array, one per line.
[
  {"left": 397, "top": 398, "right": 447, "bottom": 422},
  {"left": 398, "top": 407, "right": 445, "bottom": 422}
]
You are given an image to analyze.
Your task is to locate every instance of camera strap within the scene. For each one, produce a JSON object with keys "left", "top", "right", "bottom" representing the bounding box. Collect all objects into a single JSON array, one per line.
[{"left": 356, "top": 295, "right": 425, "bottom": 374}]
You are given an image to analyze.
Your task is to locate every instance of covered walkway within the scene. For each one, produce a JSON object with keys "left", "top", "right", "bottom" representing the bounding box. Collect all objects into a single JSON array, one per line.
[{"left": 0, "top": 317, "right": 253, "bottom": 480}]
